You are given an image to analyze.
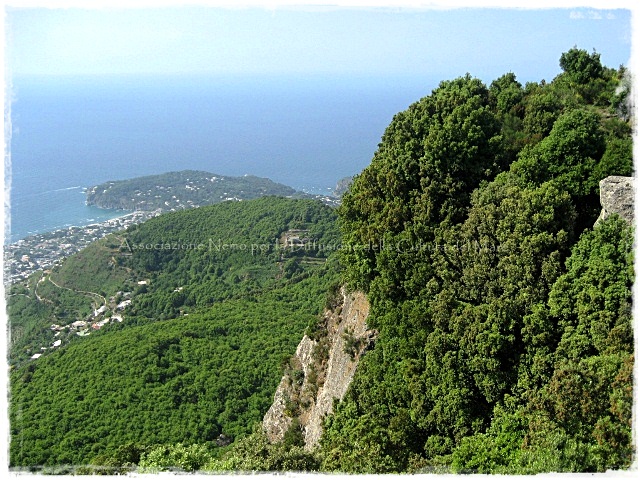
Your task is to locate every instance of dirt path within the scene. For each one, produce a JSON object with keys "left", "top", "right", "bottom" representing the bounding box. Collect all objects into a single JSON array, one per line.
[
  {"left": 34, "top": 271, "right": 107, "bottom": 311},
  {"left": 46, "top": 275, "right": 107, "bottom": 309}
]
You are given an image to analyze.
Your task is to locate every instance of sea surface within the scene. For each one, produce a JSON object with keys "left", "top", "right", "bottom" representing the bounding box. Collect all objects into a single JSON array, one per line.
[{"left": 5, "top": 74, "right": 436, "bottom": 243}]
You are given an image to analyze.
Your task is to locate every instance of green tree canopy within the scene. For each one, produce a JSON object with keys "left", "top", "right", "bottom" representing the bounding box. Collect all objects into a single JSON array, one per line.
[
  {"left": 323, "top": 48, "right": 633, "bottom": 474},
  {"left": 339, "top": 74, "right": 503, "bottom": 294},
  {"left": 559, "top": 48, "right": 604, "bottom": 85}
]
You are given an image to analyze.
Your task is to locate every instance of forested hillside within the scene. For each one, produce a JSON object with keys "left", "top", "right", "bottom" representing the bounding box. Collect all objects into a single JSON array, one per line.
[
  {"left": 204, "top": 48, "right": 633, "bottom": 474},
  {"left": 7, "top": 48, "right": 634, "bottom": 474},
  {"left": 8, "top": 197, "right": 340, "bottom": 469},
  {"left": 319, "top": 47, "right": 634, "bottom": 473}
]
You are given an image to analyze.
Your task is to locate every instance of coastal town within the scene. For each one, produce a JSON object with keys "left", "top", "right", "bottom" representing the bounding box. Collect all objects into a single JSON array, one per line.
[
  {"left": 5, "top": 173, "right": 347, "bottom": 286},
  {"left": 4, "top": 173, "right": 348, "bottom": 364},
  {"left": 4, "top": 209, "right": 160, "bottom": 285}
]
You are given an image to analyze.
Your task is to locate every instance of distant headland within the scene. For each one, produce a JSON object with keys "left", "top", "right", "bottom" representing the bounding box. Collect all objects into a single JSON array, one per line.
[
  {"left": 6, "top": 170, "right": 354, "bottom": 285},
  {"left": 85, "top": 170, "right": 341, "bottom": 212}
]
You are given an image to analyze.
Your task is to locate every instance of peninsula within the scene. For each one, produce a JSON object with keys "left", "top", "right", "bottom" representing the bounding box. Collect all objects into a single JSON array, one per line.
[
  {"left": 85, "top": 170, "right": 339, "bottom": 212},
  {"left": 6, "top": 171, "right": 342, "bottom": 285}
]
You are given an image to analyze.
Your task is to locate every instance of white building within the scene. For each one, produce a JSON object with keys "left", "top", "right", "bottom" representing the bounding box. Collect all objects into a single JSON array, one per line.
[{"left": 116, "top": 299, "right": 132, "bottom": 311}]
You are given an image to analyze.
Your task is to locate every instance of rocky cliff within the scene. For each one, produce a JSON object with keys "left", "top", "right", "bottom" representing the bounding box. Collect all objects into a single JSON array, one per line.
[
  {"left": 263, "top": 287, "right": 374, "bottom": 449},
  {"left": 262, "top": 175, "right": 635, "bottom": 452},
  {"left": 596, "top": 175, "right": 635, "bottom": 225}
]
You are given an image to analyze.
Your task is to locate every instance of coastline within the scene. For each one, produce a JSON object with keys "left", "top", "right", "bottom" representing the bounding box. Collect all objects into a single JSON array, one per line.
[
  {"left": 3, "top": 209, "right": 160, "bottom": 285},
  {"left": 3, "top": 177, "right": 343, "bottom": 287}
]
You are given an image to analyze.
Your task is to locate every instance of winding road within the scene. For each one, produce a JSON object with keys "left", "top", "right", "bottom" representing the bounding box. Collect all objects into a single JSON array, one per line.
[{"left": 35, "top": 271, "right": 107, "bottom": 310}]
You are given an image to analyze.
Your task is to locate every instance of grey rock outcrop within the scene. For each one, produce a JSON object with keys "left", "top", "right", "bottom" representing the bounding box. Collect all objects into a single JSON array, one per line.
[
  {"left": 596, "top": 176, "right": 635, "bottom": 226},
  {"left": 334, "top": 176, "right": 354, "bottom": 197},
  {"left": 262, "top": 287, "right": 374, "bottom": 450}
]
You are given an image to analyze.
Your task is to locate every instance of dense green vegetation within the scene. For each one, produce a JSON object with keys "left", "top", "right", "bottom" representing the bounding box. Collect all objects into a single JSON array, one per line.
[
  {"left": 9, "top": 197, "right": 340, "bottom": 468},
  {"left": 318, "top": 47, "right": 634, "bottom": 473},
  {"left": 7, "top": 48, "right": 633, "bottom": 473},
  {"left": 10, "top": 289, "right": 326, "bottom": 467}
]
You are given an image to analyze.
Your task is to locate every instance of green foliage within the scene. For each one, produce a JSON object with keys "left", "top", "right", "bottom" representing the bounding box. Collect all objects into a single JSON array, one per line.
[
  {"left": 550, "top": 216, "right": 634, "bottom": 359},
  {"left": 322, "top": 48, "right": 633, "bottom": 474},
  {"left": 510, "top": 107, "right": 631, "bottom": 231},
  {"left": 138, "top": 443, "right": 212, "bottom": 473},
  {"left": 419, "top": 176, "right": 574, "bottom": 435},
  {"left": 529, "top": 217, "right": 634, "bottom": 471},
  {"left": 448, "top": 217, "right": 633, "bottom": 474},
  {"left": 124, "top": 197, "right": 338, "bottom": 319},
  {"left": 53, "top": 236, "right": 133, "bottom": 294},
  {"left": 610, "top": 66, "right": 631, "bottom": 119},
  {"left": 320, "top": 342, "right": 425, "bottom": 472},
  {"left": 450, "top": 402, "right": 526, "bottom": 473},
  {"left": 9, "top": 293, "right": 318, "bottom": 466},
  {"left": 9, "top": 197, "right": 340, "bottom": 468},
  {"left": 559, "top": 48, "right": 604, "bottom": 85},
  {"left": 521, "top": 84, "right": 564, "bottom": 142},
  {"left": 282, "top": 418, "right": 306, "bottom": 448},
  {"left": 88, "top": 442, "right": 147, "bottom": 474},
  {"left": 594, "top": 135, "right": 633, "bottom": 180},
  {"left": 554, "top": 47, "right": 623, "bottom": 107},
  {"left": 205, "top": 426, "right": 320, "bottom": 472},
  {"left": 339, "top": 74, "right": 504, "bottom": 295},
  {"left": 489, "top": 72, "right": 524, "bottom": 117},
  {"left": 511, "top": 108, "right": 605, "bottom": 196}
]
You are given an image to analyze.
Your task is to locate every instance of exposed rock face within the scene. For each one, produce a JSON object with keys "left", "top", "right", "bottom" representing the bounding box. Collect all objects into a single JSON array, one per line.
[
  {"left": 334, "top": 176, "right": 354, "bottom": 197},
  {"left": 263, "top": 287, "right": 374, "bottom": 450},
  {"left": 596, "top": 176, "right": 635, "bottom": 225}
]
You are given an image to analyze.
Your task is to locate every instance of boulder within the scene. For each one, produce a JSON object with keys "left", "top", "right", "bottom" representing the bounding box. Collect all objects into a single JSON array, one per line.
[{"left": 596, "top": 176, "right": 634, "bottom": 225}]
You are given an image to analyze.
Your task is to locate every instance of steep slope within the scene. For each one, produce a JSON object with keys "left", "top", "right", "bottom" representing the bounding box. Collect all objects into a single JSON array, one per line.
[
  {"left": 318, "top": 49, "right": 634, "bottom": 473},
  {"left": 263, "top": 287, "right": 374, "bottom": 449},
  {"left": 8, "top": 197, "right": 340, "bottom": 468},
  {"left": 8, "top": 48, "right": 633, "bottom": 474}
]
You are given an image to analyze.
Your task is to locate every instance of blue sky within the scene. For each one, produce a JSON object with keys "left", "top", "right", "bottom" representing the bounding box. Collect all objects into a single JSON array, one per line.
[{"left": 4, "top": 1, "right": 633, "bottom": 84}]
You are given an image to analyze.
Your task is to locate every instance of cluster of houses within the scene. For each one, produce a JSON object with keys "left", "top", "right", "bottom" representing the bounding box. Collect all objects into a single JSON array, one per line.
[
  {"left": 29, "top": 337, "right": 63, "bottom": 360},
  {"left": 29, "top": 291, "right": 135, "bottom": 360},
  {"left": 5, "top": 211, "right": 157, "bottom": 285}
]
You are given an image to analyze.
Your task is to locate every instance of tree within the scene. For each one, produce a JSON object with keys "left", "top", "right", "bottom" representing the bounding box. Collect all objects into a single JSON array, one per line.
[
  {"left": 453, "top": 216, "right": 634, "bottom": 473},
  {"left": 489, "top": 72, "right": 524, "bottom": 117},
  {"left": 510, "top": 108, "right": 608, "bottom": 231},
  {"left": 327, "top": 49, "right": 632, "bottom": 474},
  {"left": 559, "top": 48, "right": 604, "bottom": 85},
  {"left": 339, "top": 74, "right": 503, "bottom": 295},
  {"left": 418, "top": 176, "right": 575, "bottom": 444}
]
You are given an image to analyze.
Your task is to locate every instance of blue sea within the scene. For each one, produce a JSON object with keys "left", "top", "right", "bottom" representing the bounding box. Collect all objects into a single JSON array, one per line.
[{"left": 6, "top": 74, "right": 436, "bottom": 243}]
